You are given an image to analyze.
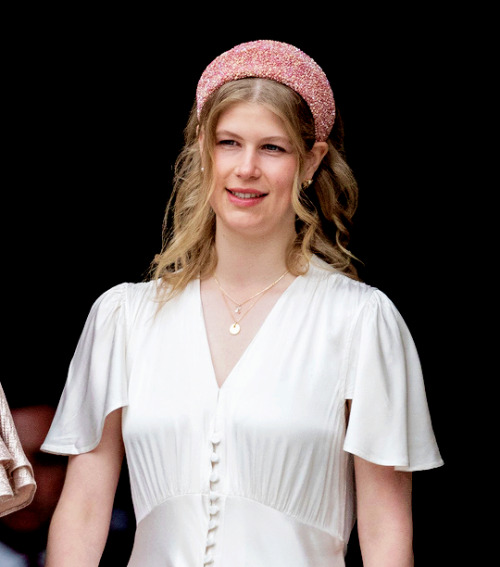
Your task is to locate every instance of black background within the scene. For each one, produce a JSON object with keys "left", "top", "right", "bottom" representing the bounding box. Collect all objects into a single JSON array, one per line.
[{"left": 4, "top": 6, "right": 483, "bottom": 565}]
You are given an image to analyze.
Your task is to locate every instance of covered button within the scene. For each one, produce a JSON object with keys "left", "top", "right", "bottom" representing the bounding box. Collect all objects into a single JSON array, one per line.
[{"left": 211, "top": 432, "right": 222, "bottom": 445}]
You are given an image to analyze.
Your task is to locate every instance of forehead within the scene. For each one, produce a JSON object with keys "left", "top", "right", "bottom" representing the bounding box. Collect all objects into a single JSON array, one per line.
[{"left": 216, "top": 102, "right": 289, "bottom": 136}]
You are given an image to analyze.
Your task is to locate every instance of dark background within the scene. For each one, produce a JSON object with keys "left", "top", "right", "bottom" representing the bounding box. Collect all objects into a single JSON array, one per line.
[{"left": 4, "top": 6, "right": 483, "bottom": 566}]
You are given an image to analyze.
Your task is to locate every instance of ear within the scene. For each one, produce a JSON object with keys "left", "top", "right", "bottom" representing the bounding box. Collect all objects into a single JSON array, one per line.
[{"left": 303, "top": 142, "right": 328, "bottom": 181}]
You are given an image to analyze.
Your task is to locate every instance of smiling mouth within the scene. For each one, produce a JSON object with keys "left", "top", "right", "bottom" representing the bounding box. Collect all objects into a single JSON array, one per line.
[{"left": 227, "top": 189, "right": 268, "bottom": 199}]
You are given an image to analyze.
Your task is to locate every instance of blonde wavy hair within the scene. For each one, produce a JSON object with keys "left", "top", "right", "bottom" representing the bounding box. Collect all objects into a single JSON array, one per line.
[{"left": 150, "top": 78, "right": 360, "bottom": 300}]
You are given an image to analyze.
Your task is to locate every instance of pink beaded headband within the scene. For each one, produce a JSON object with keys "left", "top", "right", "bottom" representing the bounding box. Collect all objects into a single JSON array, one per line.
[{"left": 196, "top": 40, "right": 336, "bottom": 142}]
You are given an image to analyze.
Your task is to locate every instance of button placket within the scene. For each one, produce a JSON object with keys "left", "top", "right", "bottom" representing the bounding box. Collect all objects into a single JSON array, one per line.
[{"left": 203, "top": 424, "right": 223, "bottom": 565}]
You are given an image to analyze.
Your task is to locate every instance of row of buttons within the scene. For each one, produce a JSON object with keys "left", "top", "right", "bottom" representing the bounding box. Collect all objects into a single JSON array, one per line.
[{"left": 203, "top": 432, "right": 222, "bottom": 565}]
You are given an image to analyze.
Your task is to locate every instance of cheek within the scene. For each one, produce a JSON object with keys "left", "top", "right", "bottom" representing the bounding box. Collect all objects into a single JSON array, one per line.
[
  {"left": 274, "top": 170, "right": 297, "bottom": 202},
  {"left": 208, "top": 187, "right": 225, "bottom": 219},
  {"left": 212, "top": 154, "right": 231, "bottom": 180},
  {"left": 275, "top": 156, "right": 298, "bottom": 190}
]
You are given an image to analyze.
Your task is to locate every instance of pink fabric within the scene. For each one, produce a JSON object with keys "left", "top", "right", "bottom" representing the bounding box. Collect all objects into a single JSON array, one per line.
[{"left": 196, "top": 40, "right": 336, "bottom": 142}]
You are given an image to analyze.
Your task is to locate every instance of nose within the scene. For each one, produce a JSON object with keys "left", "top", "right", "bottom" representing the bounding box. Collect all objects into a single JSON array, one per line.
[{"left": 235, "top": 148, "right": 260, "bottom": 179}]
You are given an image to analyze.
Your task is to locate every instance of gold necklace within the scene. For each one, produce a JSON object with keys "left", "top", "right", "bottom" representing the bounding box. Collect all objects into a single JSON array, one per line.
[{"left": 214, "top": 270, "right": 289, "bottom": 335}]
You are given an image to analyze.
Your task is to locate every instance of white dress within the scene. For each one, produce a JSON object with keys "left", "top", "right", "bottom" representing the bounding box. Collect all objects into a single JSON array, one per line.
[{"left": 42, "top": 258, "right": 443, "bottom": 566}]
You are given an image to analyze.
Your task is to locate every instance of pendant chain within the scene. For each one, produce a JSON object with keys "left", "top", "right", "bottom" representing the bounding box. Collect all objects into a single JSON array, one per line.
[{"left": 214, "top": 270, "right": 289, "bottom": 335}]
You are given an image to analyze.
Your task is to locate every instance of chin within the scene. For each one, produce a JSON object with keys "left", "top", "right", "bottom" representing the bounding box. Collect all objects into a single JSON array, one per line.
[{"left": 220, "top": 209, "right": 295, "bottom": 237}]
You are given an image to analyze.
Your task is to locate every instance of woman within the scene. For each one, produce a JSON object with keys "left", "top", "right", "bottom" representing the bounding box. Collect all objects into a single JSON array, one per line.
[{"left": 42, "top": 40, "right": 443, "bottom": 566}]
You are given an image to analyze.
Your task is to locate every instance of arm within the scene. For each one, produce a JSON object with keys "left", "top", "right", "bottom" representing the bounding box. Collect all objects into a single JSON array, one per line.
[
  {"left": 45, "top": 408, "right": 125, "bottom": 567},
  {"left": 354, "top": 456, "right": 414, "bottom": 566}
]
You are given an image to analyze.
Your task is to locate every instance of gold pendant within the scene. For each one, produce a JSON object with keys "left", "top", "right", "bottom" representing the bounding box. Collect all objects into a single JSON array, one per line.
[{"left": 229, "top": 322, "right": 241, "bottom": 335}]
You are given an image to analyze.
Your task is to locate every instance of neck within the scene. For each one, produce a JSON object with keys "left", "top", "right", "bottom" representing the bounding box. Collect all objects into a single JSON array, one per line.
[{"left": 213, "top": 226, "right": 293, "bottom": 287}]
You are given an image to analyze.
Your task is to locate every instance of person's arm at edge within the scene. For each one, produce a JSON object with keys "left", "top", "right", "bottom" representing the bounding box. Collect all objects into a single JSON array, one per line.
[
  {"left": 354, "top": 455, "right": 414, "bottom": 567},
  {"left": 45, "top": 408, "right": 125, "bottom": 567}
]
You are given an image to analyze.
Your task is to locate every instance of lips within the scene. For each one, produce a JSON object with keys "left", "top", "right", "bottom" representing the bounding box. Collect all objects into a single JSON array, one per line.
[
  {"left": 227, "top": 188, "right": 267, "bottom": 199},
  {"left": 229, "top": 190, "right": 263, "bottom": 199},
  {"left": 226, "top": 188, "right": 268, "bottom": 206}
]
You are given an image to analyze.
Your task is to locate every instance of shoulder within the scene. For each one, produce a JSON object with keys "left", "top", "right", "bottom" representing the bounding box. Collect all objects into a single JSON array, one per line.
[
  {"left": 92, "top": 280, "right": 155, "bottom": 307},
  {"left": 97, "top": 278, "right": 201, "bottom": 324},
  {"left": 304, "top": 257, "right": 401, "bottom": 325},
  {"left": 306, "top": 256, "right": 378, "bottom": 303},
  {"left": 90, "top": 280, "right": 160, "bottom": 323}
]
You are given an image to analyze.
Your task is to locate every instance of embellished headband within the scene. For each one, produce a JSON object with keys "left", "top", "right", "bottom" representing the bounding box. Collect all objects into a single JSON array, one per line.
[{"left": 196, "top": 40, "right": 336, "bottom": 142}]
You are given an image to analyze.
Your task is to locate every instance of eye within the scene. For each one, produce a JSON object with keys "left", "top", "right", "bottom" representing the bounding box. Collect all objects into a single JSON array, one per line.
[
  {"left": 217, "top": 139, "right": 238, "bottom": 147},
  {"left": 262, "top": 143, "right": 285, "bottom": 152}
]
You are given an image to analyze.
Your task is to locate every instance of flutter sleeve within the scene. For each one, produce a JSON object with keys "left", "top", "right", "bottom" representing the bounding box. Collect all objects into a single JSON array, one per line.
[
  {"left": 41, "top": 283, "right": 130, "bottom": 455},
  {"left": 343, "top": 289, "right": 443, "bottom": 472}
]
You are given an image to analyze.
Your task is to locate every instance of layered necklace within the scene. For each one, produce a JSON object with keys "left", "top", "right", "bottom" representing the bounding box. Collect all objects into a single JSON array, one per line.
[{"left": 214, "top": 270, "right": 289, "bottom": 335}]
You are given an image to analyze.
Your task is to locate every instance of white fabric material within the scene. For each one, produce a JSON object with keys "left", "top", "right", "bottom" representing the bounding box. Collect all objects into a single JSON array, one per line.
[{"left": 42, "top": 258, "right": 443, "bottom": 566}]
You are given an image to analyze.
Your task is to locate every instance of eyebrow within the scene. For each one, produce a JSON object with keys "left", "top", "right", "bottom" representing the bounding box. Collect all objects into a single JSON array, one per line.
[{"left": 215, "top": 130, "right": 292, "bottom": 144}]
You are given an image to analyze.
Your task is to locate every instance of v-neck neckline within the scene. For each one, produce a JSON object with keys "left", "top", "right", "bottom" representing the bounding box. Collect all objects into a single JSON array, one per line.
[{"left": 197, "top": 273, "right": 304, "bottom": 392}]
